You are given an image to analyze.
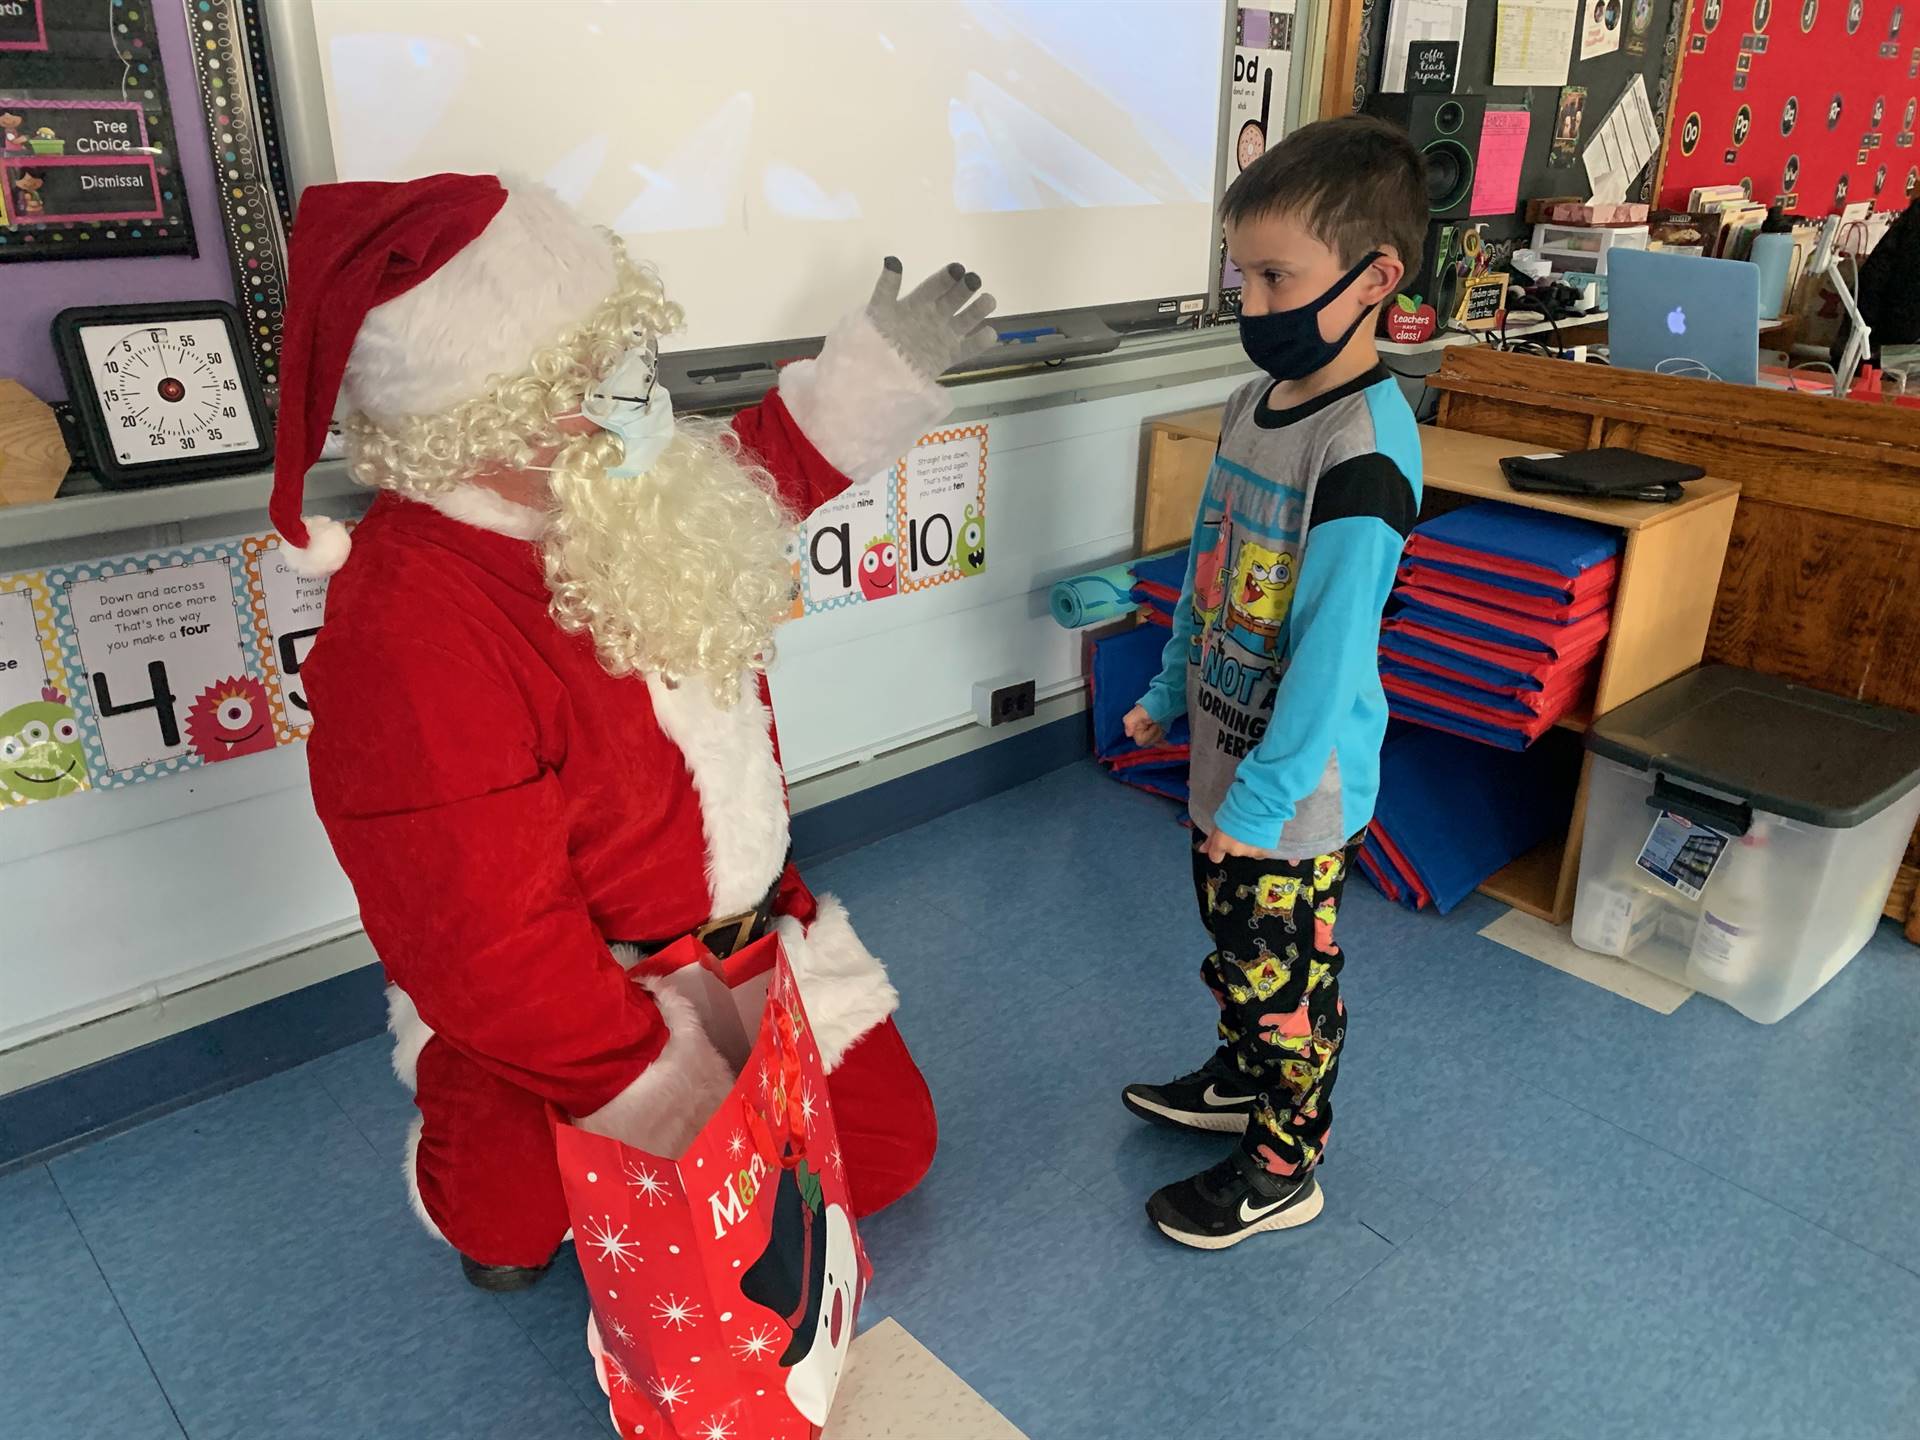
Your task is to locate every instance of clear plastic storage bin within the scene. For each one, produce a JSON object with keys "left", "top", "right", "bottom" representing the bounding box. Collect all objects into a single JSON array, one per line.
[{"left": 1572, "top": 666, "right": 1920, "bottom": 1023}]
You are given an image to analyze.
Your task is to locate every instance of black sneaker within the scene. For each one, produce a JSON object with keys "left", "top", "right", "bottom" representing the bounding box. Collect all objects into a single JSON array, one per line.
[
  {"left": 1122, "top": 1049, "right": 1257, "bottom": 1134},
  {"left": 1145, "top": 1148, "right": 1323, "bottom": 1250},
  {"left": 460, "top": 1251, "right": 555, "bottom": 1292}
]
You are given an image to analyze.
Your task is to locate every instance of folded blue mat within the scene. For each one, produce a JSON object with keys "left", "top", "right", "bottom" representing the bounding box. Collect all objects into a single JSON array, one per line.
[
  {"left": 1372, "top": 726, "right": 1582, "bottom": 912},
  {"left": 1129, "top": 548, "right": 1191, "bottom": 597},
  {"left": 1415, "top": 501, "right": 1621, "bottom": 578},
  {"left": 1089, "top": 622, "right": 1189, "bottom": 761},
  {"left": 1391, "top": 599, "right": 1595, "bottom": 661},
  {"left": 1383, "top": 695, "right": 1533, "bottom": 751},
  {"left": 1403, "top": 555, "right": 1585, "bottom": 601},
  {"left": 1380, "top": 659, "right": 1539, "bottom": 718},
  {"left": 1379, "top": 630, "right": 1545, "bottom": 692}
]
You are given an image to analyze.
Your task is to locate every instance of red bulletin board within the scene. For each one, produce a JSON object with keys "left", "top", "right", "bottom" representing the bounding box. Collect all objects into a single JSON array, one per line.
[{"left": 1659, "top": 0, "right": 1919, "bottom": 213}]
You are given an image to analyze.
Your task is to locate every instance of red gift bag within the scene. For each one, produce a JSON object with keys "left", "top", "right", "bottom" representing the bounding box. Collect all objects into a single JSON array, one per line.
[{"left": 556, "top": 934, "right": 870, "bottom": 1440}]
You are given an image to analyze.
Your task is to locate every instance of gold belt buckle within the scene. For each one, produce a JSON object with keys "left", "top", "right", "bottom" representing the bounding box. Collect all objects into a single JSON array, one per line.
[{"left": 697, "top": 909, "right": 757, "bottom": 958}]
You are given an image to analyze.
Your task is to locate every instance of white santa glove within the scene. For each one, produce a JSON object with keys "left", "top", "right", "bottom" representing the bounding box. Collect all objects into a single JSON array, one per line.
[
  {"left": 866, "top": 258, "right": 999, "bottom": 378},
  {"left": 573, "top": 978, "right": 734, "bottom": 1159},
  {"left": 777, "top": 258, "right": 999, "bottom": 483}
]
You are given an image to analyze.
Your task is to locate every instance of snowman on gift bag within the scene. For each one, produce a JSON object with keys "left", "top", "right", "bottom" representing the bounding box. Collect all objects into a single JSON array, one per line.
[{"left": 740, "top": 999, "right": 863, "bottom": 1429}]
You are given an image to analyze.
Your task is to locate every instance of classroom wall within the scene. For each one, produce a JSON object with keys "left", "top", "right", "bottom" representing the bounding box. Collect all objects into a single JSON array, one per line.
[{"left": 0, "top": 365, "right": 1248, "bottom": 1053}]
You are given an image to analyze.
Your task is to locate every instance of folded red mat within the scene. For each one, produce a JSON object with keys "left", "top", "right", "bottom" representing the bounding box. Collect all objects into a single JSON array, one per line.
[
  {"left": 1398, "top": 562, "right": 1613, "bottom": 623},
  {"left": 1394, "top": 586, "right": 1614, "bottom": 653},
  {"left": 1383, "top": 671, "right": 1573, "bottom": 740},
  {"left": 1404, "top": 534, "right": 1620, "bottom": 598},
  {"left": 1384, "top": 617, "right": 1608, "bottom": 679}
]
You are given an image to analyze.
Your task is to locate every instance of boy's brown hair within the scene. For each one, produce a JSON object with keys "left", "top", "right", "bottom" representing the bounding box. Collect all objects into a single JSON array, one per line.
[{"left": 1221, "top": 116, "right": 1427, "bottom": 273}]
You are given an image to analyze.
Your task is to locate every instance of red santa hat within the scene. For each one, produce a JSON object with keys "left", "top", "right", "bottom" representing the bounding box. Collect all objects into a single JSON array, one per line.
[{"left": 270, "top": 174, "right": 620, "bottom": 576}]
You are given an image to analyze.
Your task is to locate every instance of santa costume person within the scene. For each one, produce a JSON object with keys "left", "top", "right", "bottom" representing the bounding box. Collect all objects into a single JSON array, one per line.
[{"left": 273, "top": 173, "right": 992, "bottom": 1289}]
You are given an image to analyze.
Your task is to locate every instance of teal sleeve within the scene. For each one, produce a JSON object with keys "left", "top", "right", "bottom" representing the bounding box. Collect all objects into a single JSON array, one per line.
[{"left": 1137, "top": 487, "right": 1213, "bottom": 727}]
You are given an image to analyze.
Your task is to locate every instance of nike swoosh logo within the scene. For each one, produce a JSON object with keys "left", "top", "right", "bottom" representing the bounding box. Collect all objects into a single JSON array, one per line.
[
  {"left": 1239, "top": 1195, "right": 1287, "bottom": 1223},
  {"left": 1202, "top": 1085, "right": 1255, "bottom": 1107}
]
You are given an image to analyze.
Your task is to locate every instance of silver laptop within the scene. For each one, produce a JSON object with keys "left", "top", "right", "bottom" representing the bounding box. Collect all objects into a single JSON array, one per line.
[{"left": 1607, "top": 248, "right": 1762, "bottom": 386}]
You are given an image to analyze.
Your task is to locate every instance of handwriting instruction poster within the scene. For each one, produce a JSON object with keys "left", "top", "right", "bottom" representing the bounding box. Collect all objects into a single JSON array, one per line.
[
  {"left": 896, "top": 425, "right": 989, "bottom": 594},
  {"left": 44, "top": 546, "right": 269, "bottom": 785},
  {"left": 802, "top": 469, "right": 898, "bottom": 612},
  {"left": 242, "top": 535, "right": 331, "bottom": 741},
  {"left": 0, "top": 569, "right": 89, "bottom": 806}
]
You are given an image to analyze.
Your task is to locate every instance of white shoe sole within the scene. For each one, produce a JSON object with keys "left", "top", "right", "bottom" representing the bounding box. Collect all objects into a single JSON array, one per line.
[
  {"left": 1122, "top": 1091, "right": 1252, "bottom": 1135},
  {"left": 1154, "top": 1179, "right": 1325, "bottom": 1251}
]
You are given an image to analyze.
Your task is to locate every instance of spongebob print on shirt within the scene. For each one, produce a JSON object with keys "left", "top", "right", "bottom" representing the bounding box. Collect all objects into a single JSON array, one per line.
[{"left": 1187, "top": 455, "right": 1306, "bottom": 764}]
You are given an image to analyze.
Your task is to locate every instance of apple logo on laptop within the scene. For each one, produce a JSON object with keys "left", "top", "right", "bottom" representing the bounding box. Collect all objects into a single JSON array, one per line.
[{"left": 1667, "top": 306, "right": 1688, "bottom": 337}]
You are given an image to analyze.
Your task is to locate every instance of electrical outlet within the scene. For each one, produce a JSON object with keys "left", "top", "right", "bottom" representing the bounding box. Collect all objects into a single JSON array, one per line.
[{"left": 972, "top": 676, "right": 1037, "bottom": 728}]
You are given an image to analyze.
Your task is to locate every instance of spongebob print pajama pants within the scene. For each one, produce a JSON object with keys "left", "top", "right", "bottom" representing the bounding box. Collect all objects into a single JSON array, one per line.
[{"left": 1193, "top": 843, "right": 1350, "bottom": 1179}]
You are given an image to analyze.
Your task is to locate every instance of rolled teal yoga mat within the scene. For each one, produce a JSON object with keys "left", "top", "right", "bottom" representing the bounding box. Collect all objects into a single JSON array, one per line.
[{"left": 1049, "top": 549, "right": 1183, "bottom": 629}]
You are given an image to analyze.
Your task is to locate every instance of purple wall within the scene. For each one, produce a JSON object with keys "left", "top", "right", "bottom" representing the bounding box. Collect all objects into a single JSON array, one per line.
[{"left": 0, "top": 0, "right": 236, "bottom": 403}]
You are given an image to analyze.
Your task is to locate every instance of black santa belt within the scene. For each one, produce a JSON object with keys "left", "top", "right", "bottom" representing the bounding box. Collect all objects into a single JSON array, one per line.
[{"left": 620, "top": 857, "right": 788, "bottom": 961}]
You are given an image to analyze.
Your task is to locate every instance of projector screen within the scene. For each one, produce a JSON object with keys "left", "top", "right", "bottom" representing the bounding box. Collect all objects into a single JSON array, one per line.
[{"left": 305, "top": 0, "right": 1228, "bottom": 354}]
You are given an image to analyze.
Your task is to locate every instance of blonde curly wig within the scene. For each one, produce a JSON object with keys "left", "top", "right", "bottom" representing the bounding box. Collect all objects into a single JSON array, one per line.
[{"left": 342, "top": 238, "right": 797, "bottom": 706}]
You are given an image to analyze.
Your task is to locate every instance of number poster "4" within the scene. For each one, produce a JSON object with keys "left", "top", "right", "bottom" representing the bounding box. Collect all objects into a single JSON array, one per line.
[{"left": 0, "top": 526, "right": 349, "bottom": 810}]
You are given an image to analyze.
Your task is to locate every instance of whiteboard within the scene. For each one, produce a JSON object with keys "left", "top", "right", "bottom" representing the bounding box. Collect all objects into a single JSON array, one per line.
[{"left": 279, "top": 0, "right": 1230, "bottom": 352}]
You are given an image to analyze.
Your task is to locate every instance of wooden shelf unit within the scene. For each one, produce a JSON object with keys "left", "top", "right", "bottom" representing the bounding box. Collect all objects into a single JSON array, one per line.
[{"left": 1139, "top": 408, "right": 1741, "bottom": 924}]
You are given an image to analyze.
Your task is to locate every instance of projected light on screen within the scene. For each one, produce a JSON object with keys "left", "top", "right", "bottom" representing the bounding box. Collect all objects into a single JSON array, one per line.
[{"left": 312, "top": 0, "right": 1226, "bottom": 352}]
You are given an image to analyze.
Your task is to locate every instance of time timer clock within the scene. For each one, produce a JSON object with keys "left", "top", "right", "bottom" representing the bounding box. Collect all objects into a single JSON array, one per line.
[{"left": 52, "top": 301, "right": 274, "bottom": 488}]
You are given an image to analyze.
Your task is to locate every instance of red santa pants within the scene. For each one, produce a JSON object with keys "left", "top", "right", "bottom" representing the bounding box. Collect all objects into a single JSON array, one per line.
[{"left": 410, "top": 1018, "right": 937, "bottom": 1268}]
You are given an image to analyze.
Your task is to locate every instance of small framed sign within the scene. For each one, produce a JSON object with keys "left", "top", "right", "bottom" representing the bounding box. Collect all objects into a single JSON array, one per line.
[
  {"left": 1456, "top": 273, "right": 1511, "bottom": 332},
  {"left": 1406, "top": 40, "right": 1459, "bottom": 93}
]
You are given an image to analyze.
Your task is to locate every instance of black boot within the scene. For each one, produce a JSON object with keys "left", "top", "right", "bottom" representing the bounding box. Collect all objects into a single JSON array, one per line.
[{"left": 460, "top": 1250, "right": 555, "bottom": 1292}]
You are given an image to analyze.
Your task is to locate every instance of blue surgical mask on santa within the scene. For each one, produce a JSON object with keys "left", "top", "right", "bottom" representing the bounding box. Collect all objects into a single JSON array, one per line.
[{"left": 583, "top": 341, "right": 675, "bottom": 478}]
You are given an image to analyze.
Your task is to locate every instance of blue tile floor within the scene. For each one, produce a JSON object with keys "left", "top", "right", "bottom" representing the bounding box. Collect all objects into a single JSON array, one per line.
[{"left": 9, "top": 761, "right": 1920, "bottom": 1438}]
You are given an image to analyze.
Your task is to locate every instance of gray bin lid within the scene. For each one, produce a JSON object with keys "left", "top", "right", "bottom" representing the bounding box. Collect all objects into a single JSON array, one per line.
[{"left": 1587, "top": 665, "right": 1920, "bottom": 828}]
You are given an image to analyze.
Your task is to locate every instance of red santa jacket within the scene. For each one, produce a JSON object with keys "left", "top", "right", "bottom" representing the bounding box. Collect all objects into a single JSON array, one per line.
[{"left": 305, "top": 391, "right": 890, "bottom": 1120}]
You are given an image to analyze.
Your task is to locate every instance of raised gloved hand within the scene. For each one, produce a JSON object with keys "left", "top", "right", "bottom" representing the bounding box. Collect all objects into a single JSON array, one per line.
[
  {"left": 866, "top": 258, "right": 999, "bottom": 378},
  {"left": 777, "top": 258, "right": 999, "bottom": 480}
]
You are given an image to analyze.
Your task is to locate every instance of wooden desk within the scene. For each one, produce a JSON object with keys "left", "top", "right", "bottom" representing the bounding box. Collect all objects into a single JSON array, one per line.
[{"left": 1140, "top": 410, "right": 1741, "bottom": 923}]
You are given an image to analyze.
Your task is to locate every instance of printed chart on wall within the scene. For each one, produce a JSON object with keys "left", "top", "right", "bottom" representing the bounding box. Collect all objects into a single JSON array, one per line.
[
  {"left": 0, "top": 571, "right": 89, "bottom": 808},
  {"left": 1222, "top": 2, "right": 1297, "bottom": 290},
  {"left": 0, "top": 0, "right": 196, "bottom": 260},
  {"left": 796, "top": 424, "right": 990, "bottom": 615}
]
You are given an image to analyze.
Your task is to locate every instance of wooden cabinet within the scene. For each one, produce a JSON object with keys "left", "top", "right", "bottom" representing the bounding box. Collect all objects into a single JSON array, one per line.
[{"left": 1141, "top": 406, "right": 1740, "bottom": 924}]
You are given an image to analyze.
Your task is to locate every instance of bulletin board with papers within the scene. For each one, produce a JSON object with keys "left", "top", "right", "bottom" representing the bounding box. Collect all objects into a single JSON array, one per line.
[{"left": 1355, "top": 0, "right": 1688, "bottom": 211}]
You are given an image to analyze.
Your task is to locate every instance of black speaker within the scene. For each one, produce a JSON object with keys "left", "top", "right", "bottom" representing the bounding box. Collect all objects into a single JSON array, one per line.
[{"left": 1362, "top": 93, "right": 1487, "bottom": 220}]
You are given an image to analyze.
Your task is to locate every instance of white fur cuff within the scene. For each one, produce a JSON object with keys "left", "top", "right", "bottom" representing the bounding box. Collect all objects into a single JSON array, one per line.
[
  {"left": 777, "top": 895, "right": 900, "bottom": 1071},
  {"left": 574, "top": 976, "right": 736, "bottom": 1158},
  {"left": 777, "top": 312, "right": 953, "bottom": 482}
]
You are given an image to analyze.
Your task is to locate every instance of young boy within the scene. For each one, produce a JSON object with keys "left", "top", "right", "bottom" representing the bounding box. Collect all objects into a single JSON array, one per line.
[{"left": 1120, "top": 116, "right": 1426, "bottom": 1250}]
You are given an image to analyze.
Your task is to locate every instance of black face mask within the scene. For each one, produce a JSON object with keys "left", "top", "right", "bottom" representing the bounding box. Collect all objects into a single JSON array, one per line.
[{"left": 1237, "top": 251, "right": 1383, "bottom": 381}]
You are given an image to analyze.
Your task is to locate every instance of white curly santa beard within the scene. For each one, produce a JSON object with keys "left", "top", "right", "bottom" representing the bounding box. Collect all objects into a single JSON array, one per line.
[{"left": 541, "top": 420, "right": 796, "bottom": 703}]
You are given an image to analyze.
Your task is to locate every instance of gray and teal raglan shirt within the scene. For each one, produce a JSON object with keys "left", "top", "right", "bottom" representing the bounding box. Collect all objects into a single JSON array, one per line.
[{"left": 1139, "top": 365, "right": 1422, "bottom": 859}]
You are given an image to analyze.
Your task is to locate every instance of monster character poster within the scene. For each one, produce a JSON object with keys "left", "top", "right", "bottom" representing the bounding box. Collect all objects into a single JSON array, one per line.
[
  {"left": 0, "top": 570, "right": 90, "bottom": 807},
  {"left": 42, "top": 541, "right": 273, "bottom": 787},
  {"left": 797, "top": 422, "right": 990, "bottom": 616}
]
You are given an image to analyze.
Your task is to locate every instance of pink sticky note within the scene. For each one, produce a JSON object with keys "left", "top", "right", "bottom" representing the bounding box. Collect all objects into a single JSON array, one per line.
[{"left": 1469, "top": 109, "right": 1531, "bottom": 218}]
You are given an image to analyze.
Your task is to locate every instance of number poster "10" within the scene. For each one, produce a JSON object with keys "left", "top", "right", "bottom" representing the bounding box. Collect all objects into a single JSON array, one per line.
[{"left": 0, "top": 527, "right": 347, "bottom": 810}]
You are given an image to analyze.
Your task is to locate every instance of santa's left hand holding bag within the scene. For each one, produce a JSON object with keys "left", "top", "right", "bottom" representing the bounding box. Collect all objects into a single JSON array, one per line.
[{"left": 273, "top": 176, "right": 984, "bottom": 1322}]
